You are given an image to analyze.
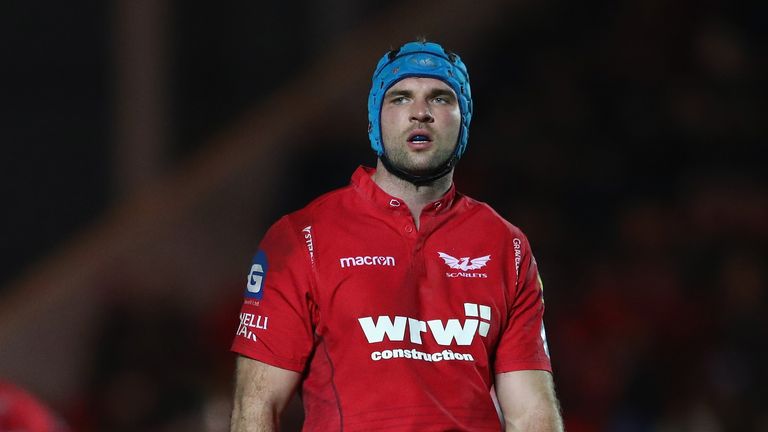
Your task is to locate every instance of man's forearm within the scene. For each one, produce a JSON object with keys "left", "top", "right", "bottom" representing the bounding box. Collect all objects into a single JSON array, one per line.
[
  {"left": 230, "top": 395, "right": 279, "bottom": 432},
  {"left": 503, "top": 399, "right": 563, "bottom": 432},
  {"left": 496, "top": 370, "right": 564, "bottom": 432},
  {"left": 230, "top": 357, "right": 300, "bottom": 432}
]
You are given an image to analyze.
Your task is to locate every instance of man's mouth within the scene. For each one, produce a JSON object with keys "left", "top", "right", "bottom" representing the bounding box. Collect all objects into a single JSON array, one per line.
[{"left": 408, "top": 131, "right": 433, "bottom": 144}]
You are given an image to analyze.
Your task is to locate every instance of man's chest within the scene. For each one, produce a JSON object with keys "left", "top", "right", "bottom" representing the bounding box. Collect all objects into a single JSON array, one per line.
[{"left": 309, "top": 221, "right": 513, "bottom": 352}]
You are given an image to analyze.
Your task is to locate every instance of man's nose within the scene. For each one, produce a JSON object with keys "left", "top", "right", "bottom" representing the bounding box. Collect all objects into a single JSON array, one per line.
[{"left": 410, "top": 100, "right": 434, "bottom": 123}]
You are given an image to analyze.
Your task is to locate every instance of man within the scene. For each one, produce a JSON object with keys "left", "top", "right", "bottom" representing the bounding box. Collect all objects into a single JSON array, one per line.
[{"left": 230, "top": 40, "right": 563, "bottom": 431}]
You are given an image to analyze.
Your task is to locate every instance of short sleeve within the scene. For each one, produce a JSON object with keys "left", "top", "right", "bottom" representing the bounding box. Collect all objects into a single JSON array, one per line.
[
  {"left": 230, "top": 216, "right": 316, "bottom": 372},
  {"left": 493, "top": 234, "right": 552, "bottom": 373}
]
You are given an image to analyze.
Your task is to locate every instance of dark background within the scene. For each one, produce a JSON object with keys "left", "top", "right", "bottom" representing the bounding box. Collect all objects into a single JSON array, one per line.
[{"left": 1, "top": 0, "right": 766, "bottom": 431}]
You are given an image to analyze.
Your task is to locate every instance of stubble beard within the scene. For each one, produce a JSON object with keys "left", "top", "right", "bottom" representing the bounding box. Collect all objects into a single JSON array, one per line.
[{"left": 383, "top": 140, "right": 456, "bottom": 176}]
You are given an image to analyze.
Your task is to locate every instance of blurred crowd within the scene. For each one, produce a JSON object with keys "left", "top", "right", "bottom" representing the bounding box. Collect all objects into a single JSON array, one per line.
[{"left": 465, "top": 3, "right": 767, "bottom": 430}]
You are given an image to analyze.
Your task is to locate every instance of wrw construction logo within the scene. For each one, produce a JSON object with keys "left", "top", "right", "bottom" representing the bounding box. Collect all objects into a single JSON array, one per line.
[{"left": 357, "top": 303, "right": 491, "bottom": 363}]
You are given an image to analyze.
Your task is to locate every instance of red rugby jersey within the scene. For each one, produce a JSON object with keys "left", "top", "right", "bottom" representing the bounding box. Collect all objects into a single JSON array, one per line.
[{"left": 232, "top": 166, "right": 551, "bottom": 431}]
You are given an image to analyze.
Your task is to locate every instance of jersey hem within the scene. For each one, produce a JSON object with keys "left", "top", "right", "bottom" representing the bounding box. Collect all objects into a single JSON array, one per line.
[
  {"left": 231, "top": 341, "right": 306, "bottom": 373},
  {"left": 494, "top": 360, "right": 552, "bottom": 374}
]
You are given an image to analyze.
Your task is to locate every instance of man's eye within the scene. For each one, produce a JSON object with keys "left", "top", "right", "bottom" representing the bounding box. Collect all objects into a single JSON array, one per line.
[
  {"left": 433, "top": 96, "right": 452, "bottom": 104},
  {"left": 391, "top": 96, "right": 408, "bottom": 104}
]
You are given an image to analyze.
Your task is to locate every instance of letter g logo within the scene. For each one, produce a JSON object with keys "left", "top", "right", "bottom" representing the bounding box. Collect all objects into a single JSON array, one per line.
[
  {"left": 244, "top": 250, "right": 268, "bottom": 299},
  {"left": 247, "top": 264, "right": 264, "bottom": 293}
]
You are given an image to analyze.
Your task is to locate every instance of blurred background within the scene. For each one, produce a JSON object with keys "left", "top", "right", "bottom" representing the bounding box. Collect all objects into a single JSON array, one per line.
[{"left": 1, "top": 0, "right": 765, "bottom": 431}]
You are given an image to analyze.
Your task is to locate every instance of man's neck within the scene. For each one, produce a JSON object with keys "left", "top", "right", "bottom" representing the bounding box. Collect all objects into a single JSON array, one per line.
[{"left": 371, "top": 159, "right": 454, "bottom": 229}]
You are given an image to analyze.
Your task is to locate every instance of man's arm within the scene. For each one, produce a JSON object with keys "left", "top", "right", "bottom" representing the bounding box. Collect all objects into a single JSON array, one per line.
[
  {"left": 495, "top": 370, "right": 563, "bottom": 432},
  {"left": 230, "top": 355, "right": 302, "bottom": 432}
]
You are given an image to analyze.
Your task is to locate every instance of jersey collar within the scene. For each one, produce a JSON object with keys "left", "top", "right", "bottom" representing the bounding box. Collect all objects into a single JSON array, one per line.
[{"left": 351, "top": 166, "right": 457, "bottom": 215}]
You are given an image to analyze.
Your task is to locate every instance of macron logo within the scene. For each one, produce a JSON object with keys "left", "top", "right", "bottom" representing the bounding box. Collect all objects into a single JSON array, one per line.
[
  {"left": 340, "top": 255, "right": 396, "bottom": 269},
  {"left": 358, "top": 303, "right": 491, "bottom": 346}
]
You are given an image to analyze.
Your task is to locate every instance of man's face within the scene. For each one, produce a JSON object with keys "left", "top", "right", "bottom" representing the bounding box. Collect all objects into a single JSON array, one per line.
[{"left": 380, "top": 77, "right": 461, "bottom": 175}]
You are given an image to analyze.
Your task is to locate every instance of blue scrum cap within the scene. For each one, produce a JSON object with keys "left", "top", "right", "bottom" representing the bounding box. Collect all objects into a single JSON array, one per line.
[{"left": 367, "top": 41, "right": 473, "bottom": 158}]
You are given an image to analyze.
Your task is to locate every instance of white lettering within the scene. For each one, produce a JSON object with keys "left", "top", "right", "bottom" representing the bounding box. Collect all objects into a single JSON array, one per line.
[
  {"left": 358, "top": 316, "right": 407, "bottom": 342},
  {"left": 255, "top": 316, "right": 268, "bottom": 330},
  {"left": 236, "top": 313, "right": 268, "bottom": 342},
  {"left": 236, "top": 313, "right": 267, "bottom": 342},
  {"left": 445, "top": 272, "right": 488, "bottom": 278},
  {"left": 239, "top": 313, "right": 268, "bottom": 331},
  {"left": 427, "top": 319, "right": 479, "bottom": 346},
  {"left": 479, "top": 305, "right": 491, "bottom": 320},
  {"left": 407, "top": 318, "right": 427, "bottom": 344},
  {"left": 236, "top": 324, "right": 248, "bottom": 337},
  {"left": 339, "top": 255, "right": 396, "bottom": 268},
  {"left": 479, "top": 322, "right": 490, "bottom": 337},
  {"left": 241, "top": 313, "right": 253, "bottom": 327},
  {"left": 369, "top": 349, "right": 475, "bottom": 363},
  {"left": 357, "top": 303, "right": 492, "bottom": 347},
  {"left": 247, "top": 264, "right": 264, "bottom": 293},
  {"left": 302, "top": 226, "right": 314, "bottom": 264}
]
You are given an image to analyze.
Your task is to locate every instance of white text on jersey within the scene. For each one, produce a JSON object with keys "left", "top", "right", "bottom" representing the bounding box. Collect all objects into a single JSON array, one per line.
[
  {"left": 237, "top": 312, "right": 268, "bottom": 342},
  {"left": 340, "top": 255, "right": 396, "bottom": 268},
  {"left": 358, "top": 303, "right": 491, "bottom": 346}
]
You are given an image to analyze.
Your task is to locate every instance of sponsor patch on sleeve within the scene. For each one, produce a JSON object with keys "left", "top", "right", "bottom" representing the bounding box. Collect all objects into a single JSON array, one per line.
[{"left": 244, "top": 250, "right": 268, "bottom": 300}]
